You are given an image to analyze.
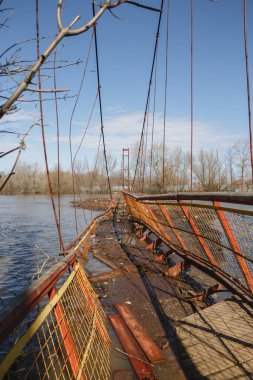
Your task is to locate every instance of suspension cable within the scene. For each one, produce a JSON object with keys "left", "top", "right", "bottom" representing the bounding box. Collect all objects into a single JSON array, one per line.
[
  {"left": 73, "top": 90, "right": 99, "bottom": 166},
  {"left": 149, "top": 54, "right": 158, "bottom": 189},
  {"left": 53, "top": 51, "right": 61, "bottom": 245},
  {"left": 92, "top": 2, "right": 112, "bottom": 200},
  {"left": 132, "top": 0, "right": 164, "bottom": 190},
  {"left": 36, "top": 0, "right": 65, "bottom": 254},
  {"left": 162, "top": 0, "right": 170, "bottom": 193},
  {"left": 89, "top": 131, "right": 102, "bottom": 195},
  {"left": 68, "top": 30, "right": 94, "bottom": 234},
  {"left": 141, "top": 97, "right": 150, "bottom": 192},
  {"left": 243, "top": 0, "right": 253, "bottom": 182},
  {"left": 89, "top": 131, "right": 102, "bottom": 220},
  {"left": 72, "top": 89, "right": 99, "bottom": 227},
  {"left": 138, "top": 138, "right": 144, "bottom": 192},
  {"left": 69, "top": 33, "right": 93, "bottom": 234},
  {"left": 190, "top": 0, "right": 194, "bottom": 191}
]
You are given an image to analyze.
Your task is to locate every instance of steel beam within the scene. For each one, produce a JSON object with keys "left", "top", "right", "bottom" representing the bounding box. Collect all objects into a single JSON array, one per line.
[
  {"left": 122, "top": 191, "right": 253, "bottom": 205},
  {"left": 187, "top": 283, "right": 223, "bottom": 302},
  {"left": 164, "top": 260, "right": 191, "bottom": 277}
]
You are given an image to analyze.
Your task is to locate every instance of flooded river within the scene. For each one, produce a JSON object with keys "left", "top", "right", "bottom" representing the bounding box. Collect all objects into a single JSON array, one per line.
[{"left": 0, "top": 195, "right": 101, "bottom": 308}]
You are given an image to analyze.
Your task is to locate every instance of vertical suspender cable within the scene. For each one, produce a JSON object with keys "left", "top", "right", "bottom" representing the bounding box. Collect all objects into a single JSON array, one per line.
[
  {"left": 92, "top": 2, "right": 112, "bottom": 200},
  {"left": 53, "top": 51, "right": 61, "bottom": 244},
  {"left": 141, "top": 98, "right": 150, "bottom": 192},
  {"left": 69, "top": 31, "right": 94, "bottom": 234},
  {"left": 132, "top": 0, "right": 164, "bottom": 190},
  {"left": 162, "top": 0, "right": 170, "bottom": 192},
  {"left": 36, "top": 0, "right": 65, "bottom": 254},
  {"left": 90, "top": 132, "right": 102, "bottom": 196},
  {"left": 122, "top": 149, "right": 124, "bottom": 189},
  {"left": 190, "top": 0, "right": 194, "bottom": 191},
  {"left": 243, "top": 0, "right": 253, "bottom": 183},
  {"left": 138, "top": 136, "right": 144, "bottom": 192},
  {"left": 149, "top": 54, "right": 158, "bottom": 189}
]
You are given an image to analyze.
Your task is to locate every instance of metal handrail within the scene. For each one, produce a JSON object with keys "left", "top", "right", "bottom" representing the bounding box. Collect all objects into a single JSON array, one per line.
[
  {"left": 0, "top": 207, "right": 112, "bottom": 346},
  {"left": 123, "top": 191, "right": 253, "bottom": 300},
  {"left": 123, "top": 191, "right": 253, "bottom": 205},
  {"left": 0, "top": 207, "right": 112, "bottom": 380}
]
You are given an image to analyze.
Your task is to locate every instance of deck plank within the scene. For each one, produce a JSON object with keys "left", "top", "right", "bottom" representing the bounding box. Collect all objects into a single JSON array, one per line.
[
  {"left": 109, "top": 314, "right": 155, "bottom": 380},
  {"left": 176, "top": 298, "right": 253, "bottom": 379},
  {"left": 115, "top": 303, "right": 165, "bottom": 364}
]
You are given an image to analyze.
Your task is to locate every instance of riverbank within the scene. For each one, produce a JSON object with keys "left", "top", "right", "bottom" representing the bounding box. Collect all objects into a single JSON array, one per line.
[
  {"left": 71, "top": 198, "right": 112, "bottom": 211},
  {"left": 0, "top": 193, "right": 114, "bottom": 211}
]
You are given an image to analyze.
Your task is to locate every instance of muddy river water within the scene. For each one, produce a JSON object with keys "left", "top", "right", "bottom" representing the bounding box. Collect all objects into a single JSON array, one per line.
[{"left": 0, "top": 195, "right": 101, "bottom": 309}]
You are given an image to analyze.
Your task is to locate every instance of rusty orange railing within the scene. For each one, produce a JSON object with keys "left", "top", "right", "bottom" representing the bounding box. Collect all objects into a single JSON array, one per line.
[
  {"left": 123, "top": 192, "right": 253, "bottom": 299},
  {"left": 0, "top": 208, "right": 112, "bottom": 380}
]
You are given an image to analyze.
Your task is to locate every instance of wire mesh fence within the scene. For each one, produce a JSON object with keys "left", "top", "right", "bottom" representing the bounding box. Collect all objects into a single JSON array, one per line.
[
  {"left": 0, "top": 209, "right": 112, "bottom": 380},
  {"left": 123, "top": 192, "right": 253, "bottom": 295},
  {"left": 0, "top": 263, "right": 110, "bottom": 380}
]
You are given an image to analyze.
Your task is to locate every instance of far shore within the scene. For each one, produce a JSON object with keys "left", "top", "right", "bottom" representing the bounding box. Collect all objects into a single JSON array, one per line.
[{"left": 71, "top": 198, "right": 112, "bottom": 211}]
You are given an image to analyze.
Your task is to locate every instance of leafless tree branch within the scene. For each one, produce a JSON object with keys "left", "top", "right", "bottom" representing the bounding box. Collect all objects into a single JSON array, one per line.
[
  {"left": 109, "top": 0, "right": 162, "bottom": 12},
  {"left": 0, "top": 5, "right": 14, "bottom": 29},
  {"left": 0, "top": 0, "right": 159, "bottom": 119},
  {"left": 0, "top": 145, "right": 20, "bottom": 159},
  {"left": 15, "top": 94, "right": 76, "bottom": 103},
  {"left": 0, "top": 120, "right": 40, "bottom": 192},
  {"left": 3, "top": 66, "right": 70, "bottom": 93},
  {"left": 0, "top": 36, "right": 53, "bottom": 59}
]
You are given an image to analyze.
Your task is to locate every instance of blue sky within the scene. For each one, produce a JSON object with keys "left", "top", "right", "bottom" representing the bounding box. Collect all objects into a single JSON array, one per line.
[{"left": 1, "top": 0, "right": 253, "bottom": 171}]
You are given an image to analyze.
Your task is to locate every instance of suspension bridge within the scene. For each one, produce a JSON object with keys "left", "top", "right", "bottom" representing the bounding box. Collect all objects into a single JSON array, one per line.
[{"left": 0, "top": 0, "right": 253, "bottom": 379}]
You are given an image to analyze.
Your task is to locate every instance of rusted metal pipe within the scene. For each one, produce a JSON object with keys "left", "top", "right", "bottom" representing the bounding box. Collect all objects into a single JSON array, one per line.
[{"left": 123, "top": 191, "right": 253, "bottom": 205}]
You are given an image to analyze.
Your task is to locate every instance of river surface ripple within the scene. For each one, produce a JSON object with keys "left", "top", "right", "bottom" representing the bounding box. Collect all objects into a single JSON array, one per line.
[{"left": 0, "top": 195, "right": 100, "bottom": 309}]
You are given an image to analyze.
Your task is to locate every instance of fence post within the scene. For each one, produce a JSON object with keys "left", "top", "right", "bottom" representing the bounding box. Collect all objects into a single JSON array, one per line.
[
  {"left": 157, "top": 201, "right": 188, "bottom": 251},
  {"left": 144, "top": 203, "right": 174, "bottom": 245},
  {"left": 179, "top": 201, "right": 217, "bottom": 266},
  {"left": 76, "top": 268, "right": 110, "bottom": 345},
  {"left": 49, "top": 286, "right": 85, "bottom": 380},
  {"left": 214, "top": 201, "right": 253, "bottom": 292}
]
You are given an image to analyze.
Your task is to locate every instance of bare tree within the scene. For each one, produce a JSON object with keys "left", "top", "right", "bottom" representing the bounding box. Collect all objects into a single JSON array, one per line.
[
  {"left": 193, "top": 149, "right": 226, "bottom": 191},
  {"left": 166, "top": 147, "right": 190, "bottom": 191},
  {"left": 226, "top": 147, "right": 234, "bottom": 184},
  {"left": 232, "top": 139, "right": 250, "bottom": 184},
  {"left": 0, "top": 0, "right": 160, "bottom": 119},
  {"left": 94, "top": 152, "right": 117, "bottom": 193},
  {"left": 0, "top": 0, "right": 159, "bottom": 193},
  {"left": 146, "top": 143, "right": 163, "bottom": 192}
]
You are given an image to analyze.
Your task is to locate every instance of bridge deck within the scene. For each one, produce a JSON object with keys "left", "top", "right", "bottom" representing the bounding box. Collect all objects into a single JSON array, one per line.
[
  {"left": 176, "top": 298, "right": 253, "bottom": 379},
  {"left": 88, "top": 206, "right": 253, "bottom": 379}
]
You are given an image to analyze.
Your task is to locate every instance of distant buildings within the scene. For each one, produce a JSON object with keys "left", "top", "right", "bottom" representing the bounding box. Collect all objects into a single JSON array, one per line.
[{"left": 221, "top": 179, "right": 253, "bottom": 193}]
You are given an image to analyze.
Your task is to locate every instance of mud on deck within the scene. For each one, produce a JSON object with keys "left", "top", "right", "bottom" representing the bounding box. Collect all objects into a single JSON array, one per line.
[{"left": 84, "top": 204, "right": 253, "bottom": 379}]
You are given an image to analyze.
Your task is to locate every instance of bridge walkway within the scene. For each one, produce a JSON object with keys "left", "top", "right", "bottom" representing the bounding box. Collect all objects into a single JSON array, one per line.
[
  {"left": 87, "top": 205, "right": 253, "bottom": 379},
  {"left": 176, "top": 298, "right": 253, "bottom": 379}
]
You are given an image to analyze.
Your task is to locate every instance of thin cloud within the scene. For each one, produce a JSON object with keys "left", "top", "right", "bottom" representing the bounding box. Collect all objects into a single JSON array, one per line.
[
  {"left": 4, "top": 111, "right": 245, "bottom": 170},
  {"left": 59, "top": 112, "right": 244, "bottom": 154},
  {"left": 0, "top": 109, "right": 39, "bottom": 125}
]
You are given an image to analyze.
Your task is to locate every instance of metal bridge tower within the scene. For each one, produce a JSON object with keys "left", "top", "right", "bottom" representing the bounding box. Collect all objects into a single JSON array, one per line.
[{"left": 122, "top": 148, "right": 130, "bottom": 191}]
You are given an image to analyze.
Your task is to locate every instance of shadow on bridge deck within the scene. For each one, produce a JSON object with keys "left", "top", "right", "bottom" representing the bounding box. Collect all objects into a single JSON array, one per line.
[
  {"left": 87, "top": 203, "right": 253, "bottom": 379},
  {"left": 176, "top": 298, "right": 253, "bottom": 379}
]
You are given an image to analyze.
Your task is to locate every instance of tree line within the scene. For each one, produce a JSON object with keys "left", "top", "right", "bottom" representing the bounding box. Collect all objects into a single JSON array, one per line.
[
  {"left": 133, "top": 139, "right": 252, "bottom": 193},
  {"left": 0, "top": 139, "right": 251, "bottom": 195}
]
